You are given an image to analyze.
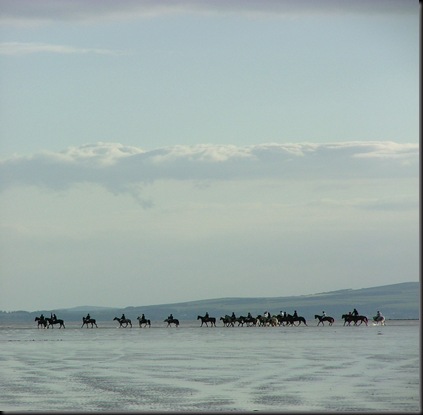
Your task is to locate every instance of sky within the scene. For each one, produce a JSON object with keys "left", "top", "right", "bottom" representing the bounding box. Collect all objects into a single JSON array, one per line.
[{"left": 0, "top": 0, "right": 419, "bottom": 312}]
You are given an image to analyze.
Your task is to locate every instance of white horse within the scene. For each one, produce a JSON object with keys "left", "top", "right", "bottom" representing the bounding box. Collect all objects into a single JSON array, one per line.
[{"left": 373, "top": 315, "right": 386, "bottom": 325}]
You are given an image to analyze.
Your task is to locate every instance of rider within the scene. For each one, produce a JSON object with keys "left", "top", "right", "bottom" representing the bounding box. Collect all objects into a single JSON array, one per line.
[
  {"left": 168, "top": 313, "right": 173, "bottom": 321},
  {"left": 322, "top": 311, "right": 326, "bottom": 317},
  {"left": 121, "top": 313, "right": 126, "bottom": 321},
  {"left": 205, "top": 312, "right": 209, "bottom": 319},
  {"left": 247, "top": 312, "right": 252, "bottom": 319},
  {"left": 141, "top": 313, "right": 146, "bottom": 321},
  {"left": 86, "top": 313, "right": 91, "bottom": 321},
  {"left": 352, "top": 308, "right": 358, "bottom": 316},
  {"left": 293, "top": 310, "right": 298, "bottom": 318},
  {"left": 231, "top": 312, "right": 236, "bottom": 320}
]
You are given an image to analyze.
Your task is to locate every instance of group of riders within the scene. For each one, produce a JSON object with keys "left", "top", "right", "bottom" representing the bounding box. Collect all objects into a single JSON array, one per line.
[
  {"left": 35, "top": 308, "right": 385, "bottom": 328},
  {"left": 341, "top": 308, "right": 385, "bottom": 326},
  {"left": 34, "top": 313, "right": 63, "bottom": 328},
  {"left": 219, "top": 310, "right": 307, "bottom": 327}
]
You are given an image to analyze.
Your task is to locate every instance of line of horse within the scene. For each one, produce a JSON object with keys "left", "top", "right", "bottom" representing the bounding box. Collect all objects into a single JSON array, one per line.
[
  {"left": 34, "top": 312, "right": 386, "bottom": 329},
  {"left": 34, "top": 316, "right": 65, "bottom": 329}
]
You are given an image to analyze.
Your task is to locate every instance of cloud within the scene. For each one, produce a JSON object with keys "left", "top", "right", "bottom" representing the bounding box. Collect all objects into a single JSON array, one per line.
[
  {"left": 0, "top": 41, "right": 124, "bottom": 56},
  {"left": 0, "top": 0, "right": 416, "bottom": 26},
  {"left": 0, "top": 142, "right": 418, "bottom": 197}
]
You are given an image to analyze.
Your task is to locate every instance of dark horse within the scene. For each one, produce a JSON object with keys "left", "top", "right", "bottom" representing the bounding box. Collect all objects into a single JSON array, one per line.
[
  {"left": 35, "top": 316, "right": 47, "bottom": 328},
  {"left": 342, "top": 314, "right": 368, "bottom": 326},
  {"left": 315, "top": 314, "right": 335, "bottom": 326},
  {"left": 282, "top": 314, "right": 307, "bottom": 326},
  {"left": 164, "top": 318, "right": 179, "bottom": 327},
  {"left": 220, "top": 315, "right": 235, "bottom": 327},
  {"left": 197, "top": 315, "right": 216, "bottom": 327},
  {"left": 137, "top": 316, "right": 151, "bottom": 328},
  {"left": 81, "top": 317, "right": 98, "bottom": 328},
  {"left": 45, "top": 317, "right": 65, "bottom": 328},
  {"left": 113, "top": 317, "right": 132, "bottom": 328}
]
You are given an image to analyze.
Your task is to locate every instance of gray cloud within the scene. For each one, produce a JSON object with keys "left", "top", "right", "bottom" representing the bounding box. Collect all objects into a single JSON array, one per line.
[
  {"left": 0, "top": 142, "right": 418, "bottom": 195},
  {"left": 0, "top": 0, "right": 416, "bottom": 26}
]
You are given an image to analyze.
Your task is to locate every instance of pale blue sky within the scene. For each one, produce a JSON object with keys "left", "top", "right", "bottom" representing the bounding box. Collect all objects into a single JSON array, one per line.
[
  {"left": 0, "top": 0, "right": 419, "bottom": 311},
  {"left": 0, "top": 0, "right": 418, "bottom": 156}
]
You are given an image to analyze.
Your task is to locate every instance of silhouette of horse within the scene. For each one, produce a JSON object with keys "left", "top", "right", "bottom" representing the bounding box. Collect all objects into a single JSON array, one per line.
[
  {"left": 35, "top": 316, "right": 47, "bottom": 328},
  {"left": 164, "top": 318, "right": 179, "bottom": 327},
  {"left": 81, "top": 317, "right": 98, "bottom": 328},
  {"left": 197, "top": 315, "right": 216, "bottom": 327},
  {"left": 373, "top": 315, "right": 386, "bottom": 325},
  {"left": 282, "top": 314, "right": 307, "bottom": 326},
  {"left": 244, "top": 316, "right": 258, "bottom": 327},
  {"left": 342, "top": 314, "right": 368, "bottom": 326},
  {"left": 137, "top": 316, "right": 151, "bottom": 328},
  {"left": 45, "top": 317, "right": 65, "bottom": 329},
  {"left": 315, "top": 315, "right": 335, "bottom": 326},
  {"left": 220, "top": 315, "right": 235, "bottom": 327},
  {"left": 113, "top": 317, "right": 132, "bottom": 328},
  {"left": 235, "top": 316, "right": 248, "bottom": 326}
]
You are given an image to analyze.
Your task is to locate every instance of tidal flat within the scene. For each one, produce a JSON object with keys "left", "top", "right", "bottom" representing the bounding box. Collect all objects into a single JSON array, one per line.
[{"left": 0, "top": 320, "right": 419, "bottom": 412}]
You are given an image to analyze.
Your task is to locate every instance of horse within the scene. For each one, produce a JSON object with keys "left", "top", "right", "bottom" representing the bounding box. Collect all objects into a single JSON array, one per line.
[
  {"left": 164, "top": 318, "right": 179, "bottom": 327},
  {"left": 353, "top": 315, "right": 368, "bottom": 326},
  {"left": 256, "top": 315, "right": 268, "bottom": 326},
  {"left": 197, "top": 315, "right": 216, "bottom": 327},
  {"left": 373, "top": 315, "right": 386, "bottom": 326},
  {"left": 283, "top": 314, "right": 307, "bottom": 326},
  {"left": 220, "top": 316, "right": 234, "bottom": 327},
  {"left": 35, "top": 316, "right": 47, "bottom": 328},
  {"left": 113, "top": 317, "right": 132, "bottom": 328},
  {"left": 315, "top": 314, "right": 335, "bottom": 326},
  {"left": 269, "top": 315, "right": 280, "bottom": 326},
  {"left": 137, "top": 316, "right": 151, "bottom": 328},
  {"left": 81, "top": 317, "right": 98, "bottom": 328},
  {"left": 235, "top": 316, "right": 247, "bottom": 326},
  {"left": 244, "top": 316, "right": 258, "bottom": 327},
  {"left": 45, "top": 317, "right": 65, "bottom": 329},
  {"left": 342, "top": 314, "right": 368, "bottom": 326}
]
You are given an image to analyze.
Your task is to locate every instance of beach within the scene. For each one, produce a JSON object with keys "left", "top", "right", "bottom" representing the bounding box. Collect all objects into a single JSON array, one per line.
[{"left": 0, "top": 319, "right": 419, "bottom": 412}]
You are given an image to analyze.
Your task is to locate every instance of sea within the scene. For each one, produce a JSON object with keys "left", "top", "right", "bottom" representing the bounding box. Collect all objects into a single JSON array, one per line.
[{"left": 0, "top": 319, "right": 420, "bottom": 413}]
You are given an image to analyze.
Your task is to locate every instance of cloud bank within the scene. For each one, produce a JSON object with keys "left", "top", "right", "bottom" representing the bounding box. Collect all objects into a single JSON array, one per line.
[
  {"left": 0, "top": 0, "right": 416, "bottom": 26},
  {"left": 0, "top": 142, "right": 418, "bottom": 195}
]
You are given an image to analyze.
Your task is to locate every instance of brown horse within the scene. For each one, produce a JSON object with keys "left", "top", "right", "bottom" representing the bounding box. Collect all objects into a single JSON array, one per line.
[
  {"left": 315, "top": 315, "right": 335, "bottom": 326},
  {"left": 113, "top": 317, "right": 132, "bottom": 328},
  {"left": 342, "top": 314, "right": 368, "bottom": 326},
  {"left": 81, "top": 317, "right": 98, "bottom": 328}
]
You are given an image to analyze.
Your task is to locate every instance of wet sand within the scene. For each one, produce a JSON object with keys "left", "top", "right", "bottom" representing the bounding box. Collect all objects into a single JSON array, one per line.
[{"left": 0, "top": 320, "right": 419, "bottom": 412}]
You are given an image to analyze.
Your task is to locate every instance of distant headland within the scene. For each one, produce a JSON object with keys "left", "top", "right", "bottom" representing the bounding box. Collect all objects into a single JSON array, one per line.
[{"left": 0, "top": 281, "right": 419, "bottom": 323}]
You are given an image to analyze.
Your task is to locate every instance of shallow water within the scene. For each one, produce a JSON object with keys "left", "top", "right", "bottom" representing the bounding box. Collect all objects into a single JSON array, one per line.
[{"left": 0, "top": 320, "right": 420, "bottom": 412}]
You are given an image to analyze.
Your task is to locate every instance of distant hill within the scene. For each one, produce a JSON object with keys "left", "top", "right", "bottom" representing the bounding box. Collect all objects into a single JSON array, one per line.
[{"left": 0, "top": 282, "right": 419, "bottom": 323}]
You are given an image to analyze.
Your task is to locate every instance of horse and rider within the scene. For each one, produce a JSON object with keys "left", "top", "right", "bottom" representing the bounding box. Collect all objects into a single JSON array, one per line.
[
  {"left": 373, "top": 310, "right": 386, "bottom": 325},
  {"left": 82, "top": 313, "right": 98, "bottom": 328},
  {"left": 164, "top": 313, "right": 179, "bottom": 327}
]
